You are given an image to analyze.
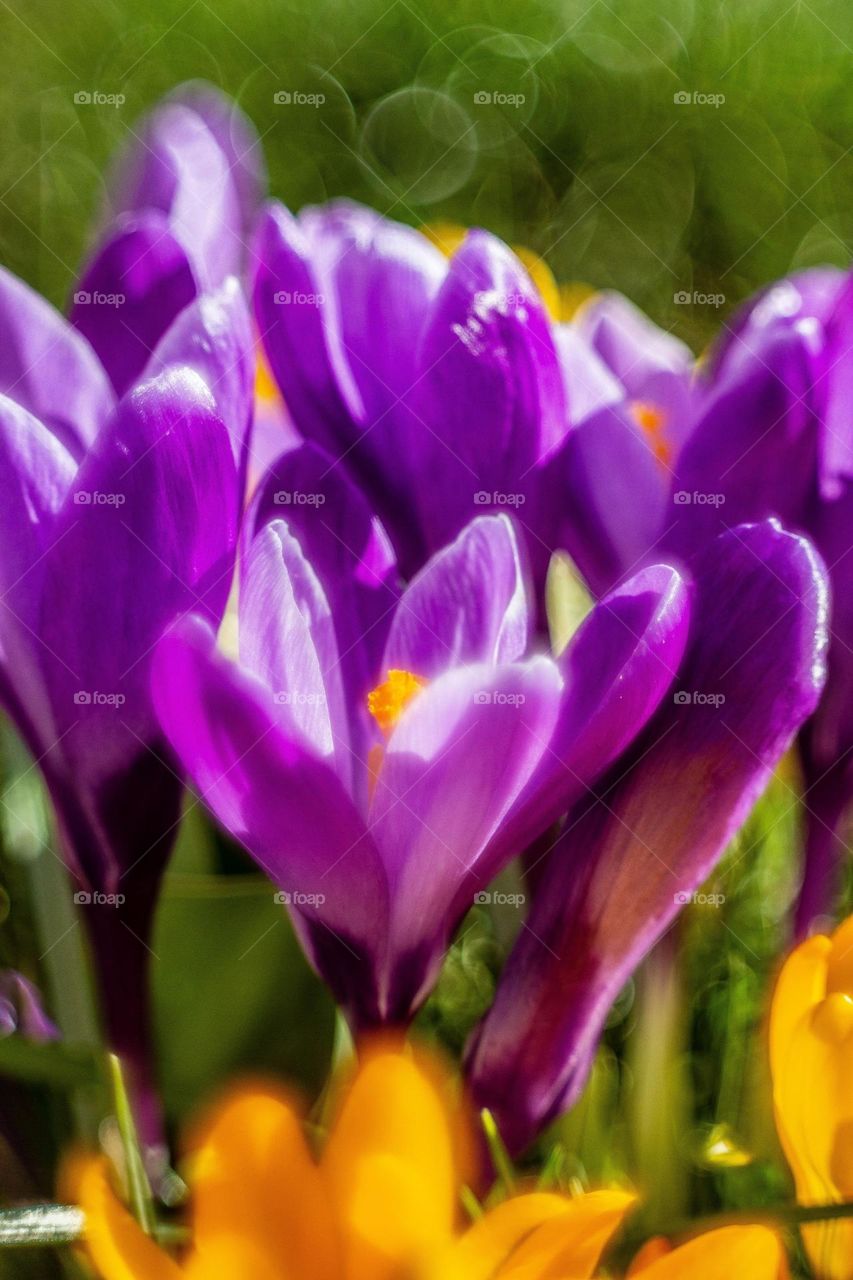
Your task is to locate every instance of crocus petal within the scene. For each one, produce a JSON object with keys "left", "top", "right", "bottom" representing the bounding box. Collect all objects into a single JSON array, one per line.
[
  {"left": 70, "top": 213, "right": 198, "bottom": 396},
  {"left": 151, "top": 616, "right": 390, "bottom": 1019},
  {"left": 628, "top": 1225, "right": 787, "bottom": 1279},
  {"left": 368, "top": 660, "right": 561, "bottom": 1019},
  {"left": 468, "top": 520, "right": 828, "bottom": 1151},
  {"left": 553, "top": 324, "right": 623, "bottom": 425},
  {"left": 0, "top": 265, "right": 113, "bottom": 455},
  {"left": 547, "top": 402, "right": 671, "bottom": 597},
  {"left": 74, "top": 1157, "right": 181, "bottom": 1280},
  {"left": 35, "top": 367, "right": 240, "bottom": 888},
  {"left": 187, "top": 1087, "right": 338, "bottom": 1278},
  {"left": 488, "top": 562, "right": 690, "bottom": 869},
  {"left": 167, "top": 80, "right": 266, "bottom": 232},
  {"left": 247, "top": 441, "right": 399, "bottom": 734},
  {"left": 108, "top": 100, "right": 243, "bottom": 289},
  {"left": 412, "top": 230, "right": 566, "bottom": 553},
  {"left": 0, "top": 971, "right": 59, "bottom": 1041},
  {"left": 322, "top": 1048, "right": 457, "bottom": 1280},
  {"left": 383, "top": 514, "right": 529, "bottom": 678},
  {"left": 141, "top": 276, "right": 255, "bottom": 470},
  {"left": 438, "top": 1189, "right": 634, "bottom": 1280}
]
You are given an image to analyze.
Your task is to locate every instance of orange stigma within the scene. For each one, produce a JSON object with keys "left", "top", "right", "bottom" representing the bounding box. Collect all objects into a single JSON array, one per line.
[
  {"left": 367, "top": 669, "right": 427, "bottom": 736},
  {"left": 630, "top": 400, "right": 671, "bottom": 468}
]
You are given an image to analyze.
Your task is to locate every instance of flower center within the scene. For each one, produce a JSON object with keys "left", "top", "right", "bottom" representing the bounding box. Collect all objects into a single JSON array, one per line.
[
  {"left": 630, "top": 400, "right": 671, "bottom": 468},
  {"left": 367, "top": 669, "right": 427, "bottom": 736}
]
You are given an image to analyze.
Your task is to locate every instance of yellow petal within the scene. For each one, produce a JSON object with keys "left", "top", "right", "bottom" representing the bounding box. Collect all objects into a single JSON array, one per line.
[
  {"left": 74, "top": 1157, "right": 181, "bottom": 1280},
  {"left": 183, "top": 1233, "right": 284, "bottom": 1280},
  {"left": 322, "top": 1046, "right": 458, "bottom": 1280},
  {"left": 187, "top": 1086, "right": 338, "bottom": 1280},
  {"left": 435, "top": 1189, "right": 633, "bottom": 1280},
  {"left": 629, "top": 1225, "right": 786, "bottom": 1279},
  {"left": 827, "top": 916, "right": 853, "bottom": 996},
  {"left": 494, "top": 1189, "right": 636, "bottom": 1280},
  {"left": 512, "top": 247, "right": 561, "bottom": 321},
  {"left": 627, "top": 1237, "right": 672, "bottom": 1273}
]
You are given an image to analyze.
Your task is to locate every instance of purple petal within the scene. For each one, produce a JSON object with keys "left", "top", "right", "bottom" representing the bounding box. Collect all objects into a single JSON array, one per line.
[
  {"left": 368, "top": 659, "right": 562, "bottom": 1018},
  {"left": 576, "top": 291, "right": 693, "bottom": 403},
  {"left": 70, "top": 213, "right": 198, "bottom": 397},
  {"left": 167, "top": 81, "right": 266, "bottom": 231},
  {"left": 0, "top": 266, "right": 113, "bottom": 456},
  {"left": 35, "top": 367, "right": 240, "bottom": 888},
  {"left": 467, "top": 519, "right": 829, "bottom": 1151},
  {"left": 383, "top": 514, "right": 530, "bottom": 678},
  {"left": 0, "top": 972, "right": 59, "bottom": 1042},
  {"left": 152, "top": 616, "right": 390, "bottom": 1021},
  {"left": 547, "top": 403, "right": 670, "bottom": 597}
]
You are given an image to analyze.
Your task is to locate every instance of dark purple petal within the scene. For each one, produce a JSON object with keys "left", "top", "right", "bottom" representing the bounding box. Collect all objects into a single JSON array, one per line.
[
  {"left": 70, "top": 213, "right": 198, "bottom": 397},
  {"left": 411, "top": 230, "right": 567, "bottom": 554},
  {"left": 367, "top": 659, "right": 562, "bottom": 1019},
  {"left": 151, "top": 616, "right": 390, "bottom": 1021},
  {"left": 0, "top": 266, "right": 113, "bottom": 456},
  {"left": 35, "top": 367, "right": 240, "bottom": 889},
  {"left": 383, "top": 514, "right": 530, "bottom": 678},
  {"left": 467, "top": 520, "right": 828, "bottom": 1151},
  {"left": 547, "top": 403, "right": 671, "bottom": 597}
]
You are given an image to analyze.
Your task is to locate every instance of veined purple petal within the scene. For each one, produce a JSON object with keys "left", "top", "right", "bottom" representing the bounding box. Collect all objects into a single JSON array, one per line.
[
  {"left": 248, "top": 441, "right": 398, "bottom": 725},
  {"left": 814, "top": 271, "right": 853, "bottom": 500},
  {"left": 240, "top": 521, "right": 349, "bottom": 780},
  {"left": 467, "top": 520, "right": 828, "bottom": 1151},
  {"left": 553, "top": 325, "right": 623, "bottom": 425},
  {"left": 167, "top": 81, "right": 266, "bottom": 232},
  {"left": 382, "top": 514, "right": 530, "bottom": 678},
  {"left": 151, "top": 616, "right": 390, "bottom": 1021},
  {"left": 0, "top": 266, "right": 113, "bottom": 456},
  {"left": 368, "top": 659, "right": 562, "bottom": 1020},
  {"left": 412, "top": 230, "right": 567, "bottom": 554},
  {"left": 35, "top": 367, "right": 240, "bottom": 889},
  {"left": 70, "top": 213, "right": 198, "bottom": 397},
  {"left": 0, "top": 972, "right": 58, "bottom": 1042},
  {"left": 576, "top": 291, "right": 693, "bottom": 404}
]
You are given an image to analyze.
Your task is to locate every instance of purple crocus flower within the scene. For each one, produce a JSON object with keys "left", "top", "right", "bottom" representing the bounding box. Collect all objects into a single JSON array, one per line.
[
  {"left": 71, "top": 83, "right": 264, "bottom": 397},
  {"left": 251, "top": 200, "right": 570, "bottom": 582},
  {"left": 0, "top": 270, "right": 253, "bottom": 1146},
  {"left": 467, "top": 518, "right": 829, "bottom": 1152},
  {"left": 152, "top": 445, "right": 691, "bottom": 1027},
  {"left": 663, "top": 268, "right": 853, "bottom": 933}
]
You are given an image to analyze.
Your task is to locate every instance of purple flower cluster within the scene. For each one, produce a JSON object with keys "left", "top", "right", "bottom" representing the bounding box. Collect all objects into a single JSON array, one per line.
[{"left": 1, "top": 84, "right": 843, "bottom": 1155}]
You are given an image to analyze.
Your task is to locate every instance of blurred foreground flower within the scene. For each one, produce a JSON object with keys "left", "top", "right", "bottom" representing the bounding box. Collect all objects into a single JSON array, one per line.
[
  {"left": 72, "top": 1043, "right": 633, "bottom": 1279},
  {"left": 153, "top": 485, "right": 689, "bottom": 1028},
  {"left": 70, "top": 1043, "right": 787, "bottom": 1280},
  {"left": 771, "top": 912, "right": 853, "bottom": 1278}
]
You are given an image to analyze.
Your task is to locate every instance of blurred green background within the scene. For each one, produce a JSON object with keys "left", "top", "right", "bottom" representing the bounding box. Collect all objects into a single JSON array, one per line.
[{"left": 1, "top": 0, "right": 852, "bottom": 353}]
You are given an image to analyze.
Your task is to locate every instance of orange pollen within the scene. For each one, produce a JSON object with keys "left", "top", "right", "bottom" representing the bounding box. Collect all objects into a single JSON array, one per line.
[
  {"left": 367, "top": 669, "right": 427, "bottom": 736},
  {"left": 630, "top": 400, "right": 671, "bottom": 468}
]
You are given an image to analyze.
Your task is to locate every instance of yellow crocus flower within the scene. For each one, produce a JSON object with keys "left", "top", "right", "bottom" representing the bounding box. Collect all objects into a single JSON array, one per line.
[
  {"left": 72, "top": 1043, "right": 634, "bottom": 1280},
  {"left": 770, "top": 915, "right": 853, "bottom": 1278}
]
